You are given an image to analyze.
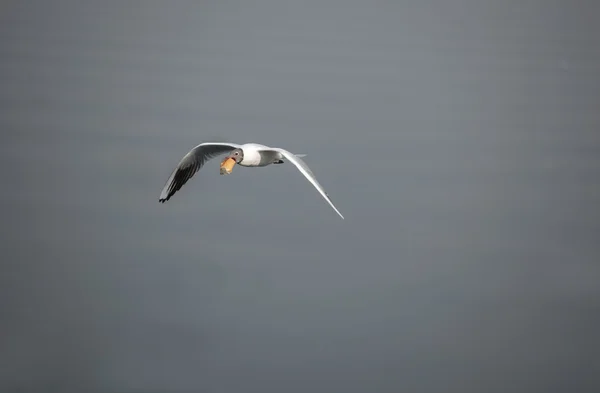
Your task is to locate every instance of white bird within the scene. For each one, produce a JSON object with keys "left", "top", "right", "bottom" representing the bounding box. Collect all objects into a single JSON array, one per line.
[{"left": 159, "top": 142, "right": 344, "bottom": 219}]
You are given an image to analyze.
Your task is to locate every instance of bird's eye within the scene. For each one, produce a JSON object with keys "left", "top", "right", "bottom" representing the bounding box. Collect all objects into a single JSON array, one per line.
[{"left": 234, "top": 152, "right": 239, "bottom": 155}]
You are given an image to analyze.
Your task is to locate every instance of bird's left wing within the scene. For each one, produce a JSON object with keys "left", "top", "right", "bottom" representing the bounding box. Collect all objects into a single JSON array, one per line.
[
  {"left": 159, "top": 142, "right": 241, "bottom": 202},
  {"left": 267, "top": 148, "right": 344, "bottom": 219}
]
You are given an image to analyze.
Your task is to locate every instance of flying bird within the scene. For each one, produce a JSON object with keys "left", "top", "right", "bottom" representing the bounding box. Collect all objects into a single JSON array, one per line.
[{"left": 159, "top": 142, "right": 344, "bottom": 219}]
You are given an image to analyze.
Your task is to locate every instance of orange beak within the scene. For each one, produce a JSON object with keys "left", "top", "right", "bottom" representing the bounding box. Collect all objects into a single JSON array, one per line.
[{"left": 220, "top": 157, "right": 236, "bottom": 175}]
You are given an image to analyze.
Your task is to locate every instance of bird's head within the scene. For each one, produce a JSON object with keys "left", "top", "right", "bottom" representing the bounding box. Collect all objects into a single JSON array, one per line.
[
  {"left": 220, "top": 148, "right": 243, "bottom": 175},
  {"left": 225, "top": 148, "right": 244, "bottom": 163}
]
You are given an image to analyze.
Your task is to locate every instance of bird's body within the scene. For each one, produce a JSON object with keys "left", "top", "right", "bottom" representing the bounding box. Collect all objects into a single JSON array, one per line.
[
  {"left": 159, "top": 141, "right": 344, "bottom": 219},
  {"left": 231, "top": 143, "right": 281, "bottom": 167}
]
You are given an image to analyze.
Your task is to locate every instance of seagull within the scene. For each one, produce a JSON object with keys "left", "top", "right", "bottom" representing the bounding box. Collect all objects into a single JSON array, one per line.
[{"left": 159, "top": 142, "right": 344, "bottom": 219}]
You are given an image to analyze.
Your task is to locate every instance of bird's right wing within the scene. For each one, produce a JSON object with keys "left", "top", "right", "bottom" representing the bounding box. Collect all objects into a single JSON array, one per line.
[
  {"left": 159, "top": 142, "right": 241, "bottom": 202},
  {"left": 269, "top": 148, "right": 344, "bottom": 219}
]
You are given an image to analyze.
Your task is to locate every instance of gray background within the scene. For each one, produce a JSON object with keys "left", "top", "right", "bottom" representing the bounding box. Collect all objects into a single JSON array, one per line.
[{"left": 1, "top": 1, "right": 599, "bottom": 392}]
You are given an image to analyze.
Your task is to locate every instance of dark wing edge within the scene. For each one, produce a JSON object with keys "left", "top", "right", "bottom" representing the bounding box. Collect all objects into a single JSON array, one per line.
[{"left": 159, "top": 142, "right": 239, "bottom": 203}]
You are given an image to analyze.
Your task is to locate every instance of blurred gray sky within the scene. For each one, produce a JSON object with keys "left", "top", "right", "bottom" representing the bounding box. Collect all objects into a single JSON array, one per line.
[{"left": 1, "top": 1, "right": 599, "bottom": 392}]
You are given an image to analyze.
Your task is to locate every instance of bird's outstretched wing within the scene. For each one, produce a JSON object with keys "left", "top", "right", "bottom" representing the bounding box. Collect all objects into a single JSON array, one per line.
[
  {"left": 159, "top": 142, "right": 241, "bottom": 202},
  {"left": 267, "top": 148, "right": 344, "bottom": 219}
]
